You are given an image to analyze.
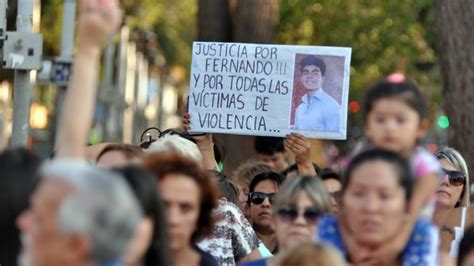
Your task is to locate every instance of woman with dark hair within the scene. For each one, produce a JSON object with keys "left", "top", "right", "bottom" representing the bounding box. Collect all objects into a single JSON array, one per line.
[
  {"left": 0, "top": 148, "right": 42, "bottom": 266},
  {"left": 113, "top": 165, "right": 172, "bottom": 266},
  {"left": 198, "top": 171, "right": 261, "bottom": 265},
  {"left": 318, "top": 149, "right": 438, "bottom": 265},
  {"left": 209, "top": 170, "right": 240, "bottom": 205},
  {"left": 142, "top": 152, "right": 219, "bottom": 266}
]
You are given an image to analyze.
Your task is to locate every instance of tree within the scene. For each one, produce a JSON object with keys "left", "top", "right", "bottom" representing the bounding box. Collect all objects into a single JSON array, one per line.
[
  {"left": 276, "top": 0, "right": 441, "bottom": 154},
  {"left": 230, "top": 0, "right": 279, "bottom": 43},
  {"left": 198, "top": 0, "right": 230, "bottom": 41},
  {"left": 198, "top": 0, "right": 280, "bottom": 175},
  {"left": 434, "top": 1, "right": 474, "bottom": 178}
]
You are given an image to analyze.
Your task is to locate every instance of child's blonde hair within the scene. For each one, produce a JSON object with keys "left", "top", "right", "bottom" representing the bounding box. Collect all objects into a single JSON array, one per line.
[{"left": 279, "top": 242, "right": 346, "bottom": 266}]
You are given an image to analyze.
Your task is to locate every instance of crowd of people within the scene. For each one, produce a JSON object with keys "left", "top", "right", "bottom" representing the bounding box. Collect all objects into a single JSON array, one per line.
[{"left": 2, "top": 0, "right": 474, "bottom": 265}]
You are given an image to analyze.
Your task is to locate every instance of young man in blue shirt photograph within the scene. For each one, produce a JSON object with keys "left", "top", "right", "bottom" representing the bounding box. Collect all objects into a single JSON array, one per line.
[{"left": 293, "top": 55, "right": 341, "bottom": 132}]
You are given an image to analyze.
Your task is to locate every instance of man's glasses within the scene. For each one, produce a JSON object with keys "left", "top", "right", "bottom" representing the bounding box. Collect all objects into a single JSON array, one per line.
[
  {"left": 277, "top": 205, "right": 322, "bottom": 224},
  {"left": 442, "top": 168, "right": 466, "bottom": 187},
  {"left": 248, "top": 192, "right": 276, "bottom": 205}
]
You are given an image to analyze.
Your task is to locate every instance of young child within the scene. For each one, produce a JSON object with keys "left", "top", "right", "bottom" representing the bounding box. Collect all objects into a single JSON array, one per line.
[{"left": 356, "top": 73, "right": 442, "bottom": 264}]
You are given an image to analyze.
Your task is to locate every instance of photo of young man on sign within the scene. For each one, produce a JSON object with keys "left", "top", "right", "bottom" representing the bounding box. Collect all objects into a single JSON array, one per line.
[{"left": 290, "top": 54, "right": 344, "bottom": 132}]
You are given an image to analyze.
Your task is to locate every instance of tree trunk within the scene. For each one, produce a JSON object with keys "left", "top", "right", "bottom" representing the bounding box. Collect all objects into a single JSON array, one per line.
[
  {"left": 434, "top": 1, "right": 474, "bottom": 179},
  {"left": 197, "top": 0, "right": 280, "bottom": 176},
  {"left": 231, "top": 0, "right": 279, "bottom": 43},
  {"left": 197, "top": 0, "right": 230, "bottom": 41}
]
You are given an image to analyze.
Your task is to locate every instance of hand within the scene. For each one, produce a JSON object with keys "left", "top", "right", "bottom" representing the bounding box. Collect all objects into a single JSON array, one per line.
[
  {"left": 183, "top": 112, "right": 218, "bottom": 170},
  {"left": 182, "top": 113, "right": 213, "bottom": 147},
  {"left": 182, "top": 112, "right": 191, "bottom": 132},
  {"left": 78, "top": 0, "right": 122, "bottom": 50},
  {"left": 285, "top": 133, "right": 316, "bottom": 176},
  {"left": 284, "top": 133, "right": 311, "bottom": 165}
]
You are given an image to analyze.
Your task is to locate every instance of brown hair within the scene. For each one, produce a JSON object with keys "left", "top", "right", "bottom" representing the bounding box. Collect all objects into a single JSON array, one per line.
[
  {"left": 273, "top": 176, "right": 331, "bottom": 215},
  {"left": 280, "top": 242, "right": 345, "bottom": 266},
  {"left": 209, "top": 170, "right": 239, "bottom": 206},
  {"left": 142, "top": 152, "right": 218, "bottom": 242},
  {"left": 96, "top": 144, "right": 144, "bottom": 162},
  {"left": 230, "top": 160, "right": 272, "bottom": 188}
]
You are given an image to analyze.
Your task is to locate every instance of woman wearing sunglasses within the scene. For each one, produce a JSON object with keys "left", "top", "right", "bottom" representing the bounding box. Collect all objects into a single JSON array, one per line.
[
  {"left": 433, "top": 147, "right": 470, "bottom": 257},
  {"left": 241, "top": 175, "right": 332, "bottom": 266}
]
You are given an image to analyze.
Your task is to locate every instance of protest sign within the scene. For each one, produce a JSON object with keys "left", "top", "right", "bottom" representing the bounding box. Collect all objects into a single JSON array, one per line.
[{"left": 188, "top": 42, "right": 351, "bottom": 139}]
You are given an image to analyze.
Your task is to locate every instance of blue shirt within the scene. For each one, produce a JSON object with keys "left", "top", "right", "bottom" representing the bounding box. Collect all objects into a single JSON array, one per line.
[
  {"left": 101, "top": 259, "right": 122, "bottom": 266},
  {"left": 294, "top": 89, "right": 341, "bottom": 132},
  {"left": 318, "top": 215, "right": 438, "bottom": 266},
  {"left": 239, "top": 258, "right": 268, "bottom": 266}
]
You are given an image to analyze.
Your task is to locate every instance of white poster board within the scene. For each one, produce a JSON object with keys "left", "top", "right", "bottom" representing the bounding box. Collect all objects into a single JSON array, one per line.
[{"left": 188, "top": 42, "right": 352, "bottom": 139}]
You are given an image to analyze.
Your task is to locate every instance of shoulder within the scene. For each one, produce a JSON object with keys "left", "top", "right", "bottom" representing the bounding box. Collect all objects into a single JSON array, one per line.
[
  {"left": 320, "top": 90, "right": 340, "bottom": 105},
  {"left": 405, "top": 219, "right": 438, "bottom": 249},
  {"left": 218, "top": 201, "right": 259, "bottom": 248},
  {"left": 219, "top": 202, "right": 250, "bottom": 224},
  {"left": 318, "top": 215, "right": 345, "bottom": 253},
  {"left": 413, "top": 219, "right": 437, "bottom": 233},
  {"left": 194, "top": 245, "right": 218, "bottom": 266},
  {"left": 319, "top": 90, "right": 341, "bottom": 116},
  {"left": 445, "top": 206, "right": 472, "bottom": 229},
  {"left": 220, "top": 202, "right": 256, "bottom": 234},
  {"left": 239, "top": 258, "right": 268, "bottom": 266},
  {"left": 318, "top": 215, "right": 340, "bottom": 239},
  {"left": 411, "top": 148, "right": 442, "bottom": 177},
  {"left": 295, "top": 99, "right": 305, "bottom": 110},
  {"left": 220, "top": 201, "right": 241, "bottom": 214},
  {"left": 403, "top": 220, "right": 438, "bottom": 265},
  {"left": 257, "top": 241, "right": 273, "bottom": 258},
  {"left": 412, "top": 148, "right": 437, "bottom": 163}
]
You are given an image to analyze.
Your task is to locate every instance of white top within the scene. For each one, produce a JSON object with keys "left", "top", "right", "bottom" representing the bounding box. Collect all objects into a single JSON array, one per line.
[{"left": 450, "top": 207, "right": 467, "bottom": 256}]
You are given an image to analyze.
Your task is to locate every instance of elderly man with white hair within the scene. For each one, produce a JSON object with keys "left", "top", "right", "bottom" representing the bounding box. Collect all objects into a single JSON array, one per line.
[
  {"left": 14, "top": 0, "right": 142, "bottom": 265},
  {"left": 17, "top": 160, "right": 142, "bottom": 266}
]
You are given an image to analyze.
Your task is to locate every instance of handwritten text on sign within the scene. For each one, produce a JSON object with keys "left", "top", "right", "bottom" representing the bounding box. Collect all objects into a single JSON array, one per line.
[{"left": 188, "top": 42, "right": 351, "bottom": 139}]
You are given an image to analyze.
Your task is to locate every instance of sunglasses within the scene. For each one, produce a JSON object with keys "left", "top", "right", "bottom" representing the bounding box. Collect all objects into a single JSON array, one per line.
[
  {"left": 139, "top": 127, "right": 196, "bottom": 149},
  {"left": 277, "top": 206, "right": 322, "bottom": 224},
  {"left": 248, "top": 192, "right": 276, "bottom": 205},
  {"left": 442, "top": 168, "right": 466, "bottom": 186}
]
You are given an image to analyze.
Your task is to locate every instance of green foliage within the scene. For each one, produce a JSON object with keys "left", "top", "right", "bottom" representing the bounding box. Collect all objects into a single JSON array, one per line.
[
  {"left": 278, "top": 0, "right": 438, "bottom": 92},
  {"left": 40, "top": 0, "right": 65, "bottom": 56},
  {"left": 123, "top": 0, "right": 197, "bottom": 72},
  {"left": 40, "top": 0, "right": 197, "bottom": 74},
  {"left": 38, "top": 0, "right": 441, "bottom": 128},
  {"left": 276, "top": 0, "right": 441, "bottom": 139}
]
